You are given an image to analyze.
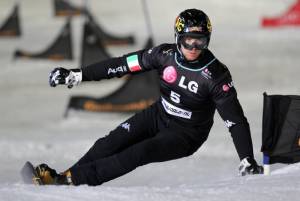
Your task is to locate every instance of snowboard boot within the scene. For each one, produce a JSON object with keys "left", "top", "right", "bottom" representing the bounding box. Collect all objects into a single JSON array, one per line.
[{"left": 35, "top": 164, "right": 73, "bottom": 185}]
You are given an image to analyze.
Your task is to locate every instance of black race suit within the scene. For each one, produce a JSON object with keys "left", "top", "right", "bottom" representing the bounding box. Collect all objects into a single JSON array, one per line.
[{"left": 69, "top": 43, "right": 254, "bottom": 186}]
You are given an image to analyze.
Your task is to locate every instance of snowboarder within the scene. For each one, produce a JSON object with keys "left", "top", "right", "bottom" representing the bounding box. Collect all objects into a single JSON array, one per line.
[{"left": 36, "top": 9, "right": 263, "bottom": 186}]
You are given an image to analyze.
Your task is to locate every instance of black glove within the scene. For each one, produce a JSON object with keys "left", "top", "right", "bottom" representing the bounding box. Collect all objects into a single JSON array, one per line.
[
  {"left": 49, "top": 67, "right": 82, "bottom": 88},
  {"left": 238, "top": 157, "right": 264, "bottom": 176}
]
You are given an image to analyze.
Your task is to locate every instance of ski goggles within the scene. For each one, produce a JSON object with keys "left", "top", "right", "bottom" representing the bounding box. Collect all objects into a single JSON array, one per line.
[{"left": 180, "top": 35, "right": 208, "bottom": 50}]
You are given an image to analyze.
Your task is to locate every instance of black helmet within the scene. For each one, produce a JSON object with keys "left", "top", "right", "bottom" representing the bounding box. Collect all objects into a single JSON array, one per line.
[{"left": 174, "top": 9, "right": 212, "bottom": 51}]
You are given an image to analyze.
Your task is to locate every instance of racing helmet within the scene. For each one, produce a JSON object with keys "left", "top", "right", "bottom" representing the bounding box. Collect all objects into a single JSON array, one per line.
[{"left": 174, "top": 9, "right": 212, "bottom": 52}]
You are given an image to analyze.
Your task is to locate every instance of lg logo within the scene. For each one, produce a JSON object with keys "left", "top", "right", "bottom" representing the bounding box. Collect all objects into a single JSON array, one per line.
[
  {"left": 178, "top": 76, "right": 198, "bottom": 94},
  {"left": 162, "top": 66, "right": 198, "bottom": 94},
  {"left": 222, "top": 81, "right": 234, "bottom": 92},
  {"left": 170, "top": 76, "right": 199, "bottom": 104}
]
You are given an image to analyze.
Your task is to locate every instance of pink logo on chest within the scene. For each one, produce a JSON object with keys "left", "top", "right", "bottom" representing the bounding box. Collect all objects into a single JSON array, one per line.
[{"left": 162, "top": 66, "right": 177, "bottom": 83}]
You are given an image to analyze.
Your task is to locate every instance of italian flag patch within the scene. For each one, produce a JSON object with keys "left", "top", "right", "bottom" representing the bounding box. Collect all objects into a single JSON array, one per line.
[{"left": 126, "top": 55, "right": 142, "bottom": 72}]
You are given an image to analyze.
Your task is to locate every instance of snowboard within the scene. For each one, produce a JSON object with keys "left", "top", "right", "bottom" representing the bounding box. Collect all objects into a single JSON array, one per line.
[{"left": 20, "top": 161, "right": 43, "bottom": 185}]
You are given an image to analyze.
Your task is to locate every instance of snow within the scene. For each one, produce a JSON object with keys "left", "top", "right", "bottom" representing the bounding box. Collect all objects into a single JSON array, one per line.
[
  {"left": 1, "top": 164, "right": 300, "bottom": 201},
  {"left": 1, "top": 0, "right": 300, "bottom": 200}
]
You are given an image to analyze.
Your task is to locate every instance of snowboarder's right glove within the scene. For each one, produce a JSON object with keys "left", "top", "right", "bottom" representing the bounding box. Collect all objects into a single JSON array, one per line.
[
  {"left": 49, "top": 67, "right": 82, "bottom": 88},
  {"left": 238, "top": 157, "right": 264, "bottom": 176},
  {"left": 35, "top": 164, "right": 72, "bottom": 185}
]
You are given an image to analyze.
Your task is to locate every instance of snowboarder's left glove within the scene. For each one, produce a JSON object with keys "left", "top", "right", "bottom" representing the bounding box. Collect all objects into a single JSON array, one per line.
[
  {"left": 238, "top": 157, "right": 264, "bottom": 176},
  {"left": 49, "top": 67, "right": 82, "bottom": 88}
]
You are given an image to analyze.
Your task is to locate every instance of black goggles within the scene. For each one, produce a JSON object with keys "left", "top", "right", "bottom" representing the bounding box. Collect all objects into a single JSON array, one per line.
[{"left": 180, "top": 36, "right": 208, "bottom": 50}]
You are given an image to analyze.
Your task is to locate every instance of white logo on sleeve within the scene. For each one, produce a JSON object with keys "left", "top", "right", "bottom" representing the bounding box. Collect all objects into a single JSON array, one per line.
[
  {"left": 121, "top": 122, "right": 130, "bottom": 132},
  {"left": 107, "top": 66, "right": 127, "bottom": 75},
  {"left": 224, "top": 120, "right": 236, "bottom": 128},
  {"left": 222, "top": 81, "right": 234, "bottom": 92}
]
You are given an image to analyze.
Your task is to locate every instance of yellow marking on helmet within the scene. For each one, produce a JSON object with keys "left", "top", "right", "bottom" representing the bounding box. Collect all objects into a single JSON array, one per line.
[
  {"left": 175, "top": 17, "right": 184, "bottom": 32},
  {"left": 207, "top": 18, "right": 212, "bottom": 32}
]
